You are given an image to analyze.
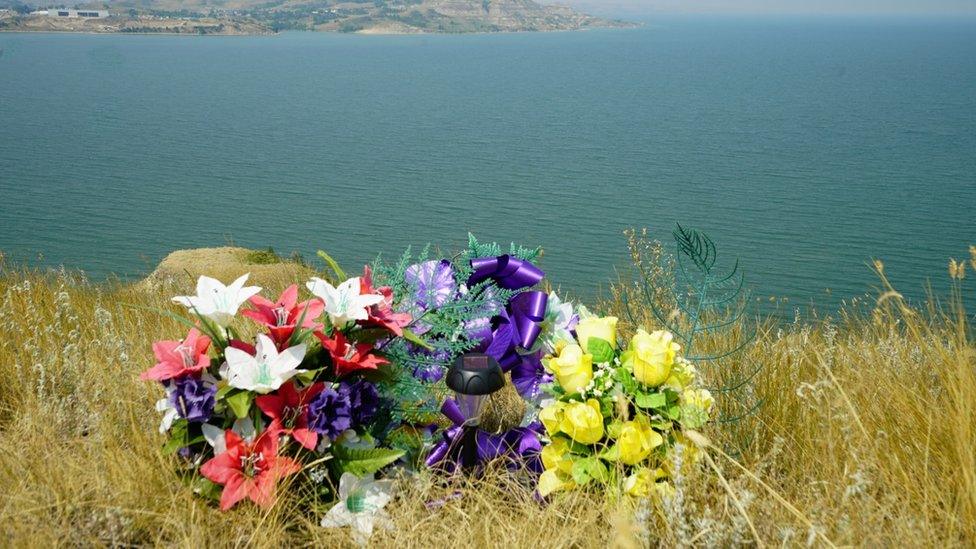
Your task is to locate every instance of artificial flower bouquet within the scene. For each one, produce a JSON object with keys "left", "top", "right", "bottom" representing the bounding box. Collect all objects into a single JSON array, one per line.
[
  {"left": 536, "top": 308, "right": 715, "bottom": 498},
  {"left": 141, "top": 269, "right": 411, "bottom": 510},
  {"left": 140, "top": 236, "right": 717, "bottom": 543}
]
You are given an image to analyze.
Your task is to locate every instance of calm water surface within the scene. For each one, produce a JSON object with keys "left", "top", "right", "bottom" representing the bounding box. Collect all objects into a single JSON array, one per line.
[{"left": 1, "top": 16, "right": 975, "bottom": 312}]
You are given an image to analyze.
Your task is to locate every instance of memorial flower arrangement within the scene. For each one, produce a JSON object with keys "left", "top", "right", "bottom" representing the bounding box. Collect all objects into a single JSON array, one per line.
[
  {"left": 535, "top": 307, "right": 715, "bottom": 498},
  {"left": 140, "top": 235, "right": 719, "bottom": 542},
  {"left": 141, "top": 271, "right": 410, "bottom": 512}
]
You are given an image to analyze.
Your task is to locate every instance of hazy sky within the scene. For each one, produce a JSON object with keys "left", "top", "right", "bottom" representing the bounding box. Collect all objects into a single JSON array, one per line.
[{"left": 561, "top": 0, "right": 976, "bottom": 16}]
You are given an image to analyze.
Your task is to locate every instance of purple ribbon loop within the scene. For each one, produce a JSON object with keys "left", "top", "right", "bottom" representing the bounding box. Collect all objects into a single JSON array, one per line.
[
  {"left": 425, "top": 398, "right": 543, "bottom": 472},
  {"left": 510, "top": 351, "right": 552, "bottom": 401},
  {"left": 468, "top": 255, "right": 545, "bottom": 290}
]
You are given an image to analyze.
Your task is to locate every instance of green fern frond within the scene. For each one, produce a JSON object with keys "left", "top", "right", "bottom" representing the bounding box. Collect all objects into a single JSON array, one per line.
[{"left": 624, "top": 224, "right": 762, "bottom": 450}]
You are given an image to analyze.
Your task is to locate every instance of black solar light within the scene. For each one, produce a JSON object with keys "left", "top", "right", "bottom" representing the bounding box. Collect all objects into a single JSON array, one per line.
[{"left": 445, "top": 353, "right": 505, "bottom": 469}]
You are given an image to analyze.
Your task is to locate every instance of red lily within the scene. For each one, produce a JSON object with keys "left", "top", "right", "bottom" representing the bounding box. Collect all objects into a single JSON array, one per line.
[
  {"left": 140, "top": 328, "right": 211, "bottom": 381},
  {"left": 243, "top": 284, "right": 324, "bottom": 348},
  {"left": 228, "top": 339, "right": 256, "bottom": 355},
  {"left": 360, "top": 265, "right": 411, "bottom": 336},
  {"left": 200, "top": 428, "right": 301, "bottom": 511},
  {"left": 255, "top": 381, "right": 325, "bottom": 450},
  {"left": 316, "top": 330, "right": 389, "bottom": 378}
]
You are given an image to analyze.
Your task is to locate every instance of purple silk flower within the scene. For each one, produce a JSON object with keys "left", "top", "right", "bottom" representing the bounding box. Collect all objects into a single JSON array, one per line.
[
  {"left": 338, "top": 379, "right": 380, "bottom": 426},
  {"left": 405, "top": 260, "right": 457, "bottom": 310},
  {"left": 169, "top": 377, "right": 216, "bottom": 423},
  {"left": 307, "top": 387, "right": 353, "bottom": 440}
]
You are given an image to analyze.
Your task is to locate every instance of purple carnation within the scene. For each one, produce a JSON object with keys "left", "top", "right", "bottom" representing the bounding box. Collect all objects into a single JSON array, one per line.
[
  {"left": 405, "top": 260, "right": 456, "bottom": 310},
  {"left": 307, "top": 387, "right": 353, "bottom": 441},
  {"left": 408, "top": 348, "right": 451, "bottom": 383},
  {"left": 169, "top": 377, "right": 216, "bottom": 423},
  {"left": 339, "top": 380, "right": 380, "bottom": 426}
]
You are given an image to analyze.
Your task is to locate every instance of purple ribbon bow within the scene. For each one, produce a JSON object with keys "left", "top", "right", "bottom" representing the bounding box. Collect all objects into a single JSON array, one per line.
[
  {"left": 468, "top": 255, "right": 548, "bottom": 366},
  {"left": 424, "top": 398, "right": 543, "bottom": 472}
]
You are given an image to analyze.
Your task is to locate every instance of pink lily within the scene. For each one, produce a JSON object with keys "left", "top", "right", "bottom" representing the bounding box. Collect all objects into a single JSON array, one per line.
[{"left": 140, "top": 328, "right": 211, "bottom": 381}]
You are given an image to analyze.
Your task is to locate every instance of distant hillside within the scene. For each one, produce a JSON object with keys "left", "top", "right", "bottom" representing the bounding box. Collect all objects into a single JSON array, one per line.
[{"left": 0, "top": 0, "right": 639, "bottom": 34}]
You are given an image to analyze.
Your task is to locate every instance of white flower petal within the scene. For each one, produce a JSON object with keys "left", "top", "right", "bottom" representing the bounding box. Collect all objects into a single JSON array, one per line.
[
  {"left": 338, "top": 472, "right": 357, "bottom": 500},
  {"left": 273, "top": 343, "right": 307, "bottom": 374},
  {"left": 233, "top": 418, "right": 256, "bottom": 442},
  {"left": 159, "top": 408, "right": 178, "bottom": 434},
  {"left": 202, "top": 423, "right": 226, "bottom": 453},
  {"left": 352, "top": 513, "right": 375, "bottom": 543},
  {"left": 197, "top": 275, "right": 224, "bottom": 298},
  {"left": 321, "top": 502, "right": 354, "bottom": 528},
  {"left": 227, "top": 273, "right": 249, "bottom": 293}
]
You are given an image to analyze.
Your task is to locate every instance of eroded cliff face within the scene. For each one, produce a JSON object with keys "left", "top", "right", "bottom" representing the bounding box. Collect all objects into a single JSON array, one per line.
[
  {"left": 141, "top": 247, "right": 314, "bottom": 291},
  {"left": 346, "top": 0, "right": 635, "bottom": 33}
]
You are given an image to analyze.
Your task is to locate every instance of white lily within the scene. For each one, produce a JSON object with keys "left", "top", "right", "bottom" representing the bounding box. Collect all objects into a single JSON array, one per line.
[
  {"left": 225, "top": 334, "right": 306, "bottom": 394},
  {"left": 306, "top": 277, "right": 383, "bottom": 326},
  {"left": 172, "top": 274, "right": 262, "bottom": 327},
  {"left": 155, "top": 384, "right": 178, "bottom": 434},
  {"left": 321, "top": 472, "right": 396, "bottom": 546}
]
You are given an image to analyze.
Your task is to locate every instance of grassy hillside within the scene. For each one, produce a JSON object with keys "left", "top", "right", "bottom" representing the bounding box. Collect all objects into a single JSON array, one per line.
[{"left": 0, "top": 243, "right": 973, "bottom": 546}]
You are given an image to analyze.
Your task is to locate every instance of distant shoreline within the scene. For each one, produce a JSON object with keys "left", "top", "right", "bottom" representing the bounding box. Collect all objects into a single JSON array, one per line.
[
  {"left": 0, "top": 24, "right": 641, "bottom": 37},
  {"left": 0, "top": 7, "right": 640, "bottom": 37}
]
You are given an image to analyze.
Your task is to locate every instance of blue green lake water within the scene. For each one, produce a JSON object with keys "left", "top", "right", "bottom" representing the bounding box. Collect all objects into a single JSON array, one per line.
[{"left": 1, "top": 15, "right": 975, "bottom": 312}]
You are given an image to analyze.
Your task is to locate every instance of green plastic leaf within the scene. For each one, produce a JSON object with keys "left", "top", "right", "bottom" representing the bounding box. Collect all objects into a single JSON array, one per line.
[
  {"left": 332, "top": 445, "right": 404, "bottom": 476},
  {"left": 634, "top": 391, "right": 667, "bottom": 409},
  {"left": 225, "top": 389, "right": 253, "bottom": 419},
  {"left": 571, "top": 457, "right": 609, "bottom": 486},
  {"left": 570, "top": 458, "right": 592, "bottom": 486},
  {"left": 614, "top": 365, "right": 638, "bottom": 393},
  {"left": 401, "top": 328, "right": 434, "bottom": 351},
  {"left": 162, "top": 419, "right": 189, "bottom": 455},
  {"left": 586, "top": 337, "right": 614, "bottom": 364},
  {"left": 662, "top": 404, "right": 682, "bottom": 420},
  {"left": 317, "top": 250, "right": 348, "bottom": 282},
  {"left": 599, "top": 443, "right": 621, "bottom": 462},
  {"left": 587, "top": 457, "right": 610, "bottom": 483}
]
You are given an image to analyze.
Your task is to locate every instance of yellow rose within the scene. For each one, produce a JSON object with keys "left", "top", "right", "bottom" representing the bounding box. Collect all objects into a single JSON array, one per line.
[
  {"left": 616, "top": 419, "right": 664, "bottom": 465},
  {"left": 538, "top": 469, "right": 576, "bottom": 497},
  {"left": 541, "top": 436, "right": 575, "bottom": 475},
  {"left": 575, "top": 316, "right": 619, "bottom": 352},
  {"left": 622, "top": 329, "right": 680, "bottom": 387},
  {"left": 622, "top": 467, "right": 665, "bottom": 497},
  {"left": 546, "top": 344, "right": 593, "bottom": 394},
  {"left": 558, "top": 399, "right": 605, "bottom": 445},
  {"left": 539, "top": 401, "right": 566, "bottom": 436}
]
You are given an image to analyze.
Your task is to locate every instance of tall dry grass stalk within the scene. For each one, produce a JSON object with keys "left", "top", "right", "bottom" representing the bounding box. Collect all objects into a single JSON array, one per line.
[{"left": 0, "top": 250, "right": 973, "bottom": 546}]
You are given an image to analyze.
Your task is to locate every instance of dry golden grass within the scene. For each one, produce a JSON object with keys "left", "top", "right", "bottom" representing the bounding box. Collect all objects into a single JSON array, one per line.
[{"left": 0, "top": 252, "right": 973, "bottom": 547}]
